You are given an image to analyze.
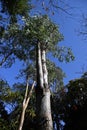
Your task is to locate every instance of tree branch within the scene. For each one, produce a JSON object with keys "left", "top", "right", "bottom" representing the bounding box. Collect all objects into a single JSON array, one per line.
[
  {"left": 0, "top": 51, "right": 12, "bottom": 67},
  {"left": 18, "top": 80, "right": 36, "bottom": 130}
]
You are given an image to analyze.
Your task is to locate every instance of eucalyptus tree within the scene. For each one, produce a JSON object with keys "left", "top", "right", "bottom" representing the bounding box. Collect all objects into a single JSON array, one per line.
[
  {"left": 63, "top": 74, "right": 87, "bottom": 130},
  {"left": 0, "top": 0, "right": 75, "bottom": 129},
  {"left": 0, "top": 14, "right": 74, "bottom": 129}
]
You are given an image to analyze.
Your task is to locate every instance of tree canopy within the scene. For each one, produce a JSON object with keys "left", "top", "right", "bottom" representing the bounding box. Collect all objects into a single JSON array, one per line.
[
  {"left": 0, "top": 0, "right": 75, "bottom": 130},
  {"left": 52, "top": 73, "right": 87, "bottom": 130},
  {"left": 0, "top": 14, "right": 74, "bottom": 88}
]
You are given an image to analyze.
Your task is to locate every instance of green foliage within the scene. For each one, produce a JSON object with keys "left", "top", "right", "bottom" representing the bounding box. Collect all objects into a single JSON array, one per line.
[
  {"left": 0, "top": 118, "right": 10, "bottom": 130},
  {"left": 53, "top": 46, "right": 75, "bottom": 63},
  {"left": 0, "top": 1, "right": 75, "bottom": 129},
  {"left": 63, "top": 74, "right": 87, "bottom": 130},
  {"left": 0, "top": 15, "right": 62, "bottom": 76},
  {"left": 52, "top": 72, "right": 87, "bottom": 129},
  {"left": 0, "top": 79, "right": 16, "bottom": 130},
  {"left": 0, "top": 79, "right": 15, "bottom": 102},
  {"left": 0, "top": 15, "right": 74, "bottom": 63},
  {"left": 1, "top": 15, "right": 63, "bottom": 52},
  {"left": 0, "top": 0, "right": 31, "bottom": 16},
  {"left": 0, "top": 79, "right": 9, "bottom": 100},
  {"left": 0, "top": 14, "right": 74, "bottom": 66},
  {"left": 22, "top": 15, "right": 63, "bottom": 50},
  {"left": 2, "top": 73, "right": 87, "bottom": 130},
  {"left": 47, "top": 59, "right": 65, "bottom": 90},
  {"left": 66, "top": 77, "right": 87, "bottom": 106},
  {"left": 9, "top": 82, "right": 36, "bottom": 130},
  {"left": 0, "top": 78, "right": 36, "bottom": 130}
]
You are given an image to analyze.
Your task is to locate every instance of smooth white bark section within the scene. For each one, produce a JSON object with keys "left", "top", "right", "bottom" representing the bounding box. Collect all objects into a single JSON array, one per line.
[
  {"left": 39, "top": 90, "right": 53, "bottom": 130},
  {"left": 36, "top": 44, "right": 53, "bottom": 130},
  {"left": 40, "top": 90, "right": 51, "bottom": 115},
  {"left": 41, "top": 49, "right": 48, "bottom": 88},
  {"left": 37, "top": 42, "right": 44, "bottom": 88}
]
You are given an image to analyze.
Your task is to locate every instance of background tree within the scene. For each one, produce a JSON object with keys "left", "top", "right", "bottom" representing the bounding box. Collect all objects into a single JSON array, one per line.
[
  {"left": 0, "top": 0, "right": 31, "bottom": 22},
  {"left": 63, "top": 73, "right": 87, "bottom": 130},
  {"left": 52, "top": 72, "right": 87, "bottom": 130},
  {"left": 0, "top": 79, "right": 17, "bottom": 130}
]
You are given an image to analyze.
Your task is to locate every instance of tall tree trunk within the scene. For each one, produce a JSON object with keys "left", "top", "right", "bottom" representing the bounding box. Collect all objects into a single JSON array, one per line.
[
  {"left": 36, "top": 43, "right": 53, "bottom": 130},
  {"left": 41, "top": 49, "right": 48, "bottom": 88},
  {"left": 36, "top": 42, "right": 44, "bottom": 89}
]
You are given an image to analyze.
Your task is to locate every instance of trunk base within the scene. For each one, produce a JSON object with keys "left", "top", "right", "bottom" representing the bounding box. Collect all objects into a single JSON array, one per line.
[{"left": 36, "top": 88, "right": 53, "bottom": 130}]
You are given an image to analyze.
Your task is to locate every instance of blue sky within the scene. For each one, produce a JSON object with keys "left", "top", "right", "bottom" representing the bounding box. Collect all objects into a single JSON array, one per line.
[
  {"left": 0, "top": 0, "right": 87, "bottom": 86},
  {"left": 51, "top": 0, "right": 87, "bottom": 85}
]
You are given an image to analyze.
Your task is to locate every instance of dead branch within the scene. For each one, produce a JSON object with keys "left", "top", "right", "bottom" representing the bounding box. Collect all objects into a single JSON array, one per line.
[{"left": 18, "top": 80, "right": 36, "bottom": 130}]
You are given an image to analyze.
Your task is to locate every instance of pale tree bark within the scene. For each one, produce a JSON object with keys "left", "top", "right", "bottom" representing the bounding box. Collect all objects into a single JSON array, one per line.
[
  {"left": 18, "top": 80, "right": 35, "bottom": 130},
  {"left": 41, "top": 49, "right": 48, "bottom": 88},
  {"left": 37, "top": 42, "right": 44, "bottom": 88},
  {"left": 36, "top": 43, "right": 53, "bottom": 130}
]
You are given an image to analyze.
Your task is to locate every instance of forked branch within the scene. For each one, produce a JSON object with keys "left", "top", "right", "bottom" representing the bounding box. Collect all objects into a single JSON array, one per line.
[{"left": 18, "top": 80, "right": 36, "bottom": 130}]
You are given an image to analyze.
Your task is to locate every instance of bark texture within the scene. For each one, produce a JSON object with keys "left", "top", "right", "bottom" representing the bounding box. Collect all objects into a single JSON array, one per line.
[
  {"left": 37, "top": 42, "right": 44, "bottom": 88},
  {"left": 36, "top": 43, "right": 53, "bottom": 130},
  {"left": 41, "top": 49, "right": 48, "bottom": 88},
  {"left": 36, "top": 88, "right": 53, "bottom": 130}
]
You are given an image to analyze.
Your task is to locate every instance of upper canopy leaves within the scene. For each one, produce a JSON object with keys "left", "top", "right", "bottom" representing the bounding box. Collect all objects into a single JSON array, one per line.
[
  {"left": 0, "top": 15, "right": 63, "bottom": 63},
  {"left": 0, "top": 15, "right": 74, "bottom": 68},
  {"left": 0, "top": 15, "right": 74, "bottom": 89},
  {"left": 0, "top": 0, "right": 31, "bottom": 16}
]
